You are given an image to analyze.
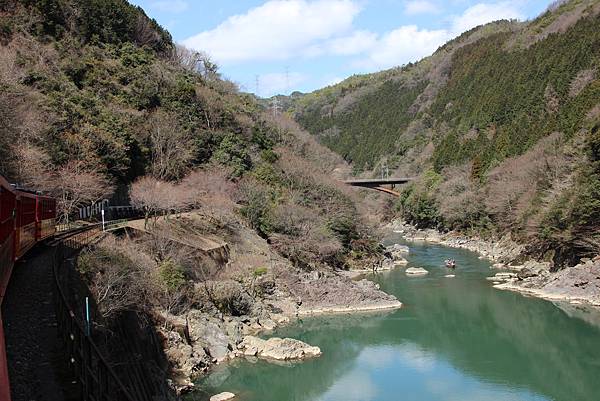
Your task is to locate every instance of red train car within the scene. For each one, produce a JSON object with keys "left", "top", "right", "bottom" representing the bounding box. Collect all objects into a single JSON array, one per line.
[
  {"left": 35, "top": 195, "right": 56, "bottom": 241},
  {"left": 0, "top": 175, "right": 16, "bottom": 304},
  {"left": 1, "top": 176, "right": 58, "bottom": 401},
  {"left": 15, "top": 191, "right": 37, "bottom": 260},
  {"left": 0, "top": 175, "right": 16, "bottom": 401},
  {"left": 0, "top": 183, "right": 58, "bottom": 298}
]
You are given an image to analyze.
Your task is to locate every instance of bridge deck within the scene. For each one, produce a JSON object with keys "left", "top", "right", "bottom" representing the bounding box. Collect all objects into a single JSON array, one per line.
[{"left": 344, "top": 178, "right": 412, "bottom": 186}]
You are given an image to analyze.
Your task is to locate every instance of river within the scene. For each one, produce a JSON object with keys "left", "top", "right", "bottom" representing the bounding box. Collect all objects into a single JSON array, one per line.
[{"left": 189, "top": 234, "right": 600, "bottom": 401}]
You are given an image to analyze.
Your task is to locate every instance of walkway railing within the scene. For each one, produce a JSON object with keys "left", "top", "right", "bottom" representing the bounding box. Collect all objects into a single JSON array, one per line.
[
  {"left": 53, "top": 227, "right": 138, "bottom": 401},
  {"left": 52, "top": 222, "right": 171, "bottom": 401}
]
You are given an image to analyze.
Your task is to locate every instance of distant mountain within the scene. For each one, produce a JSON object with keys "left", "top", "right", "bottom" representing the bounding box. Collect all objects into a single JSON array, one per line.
[{"left": 284, "top": 0, "right": 600, "bottom": 265}]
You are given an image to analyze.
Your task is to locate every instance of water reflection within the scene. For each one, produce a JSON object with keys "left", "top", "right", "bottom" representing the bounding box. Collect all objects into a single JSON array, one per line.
[{"left": 190, "top": 239, "right": 600, "bottom": 401}]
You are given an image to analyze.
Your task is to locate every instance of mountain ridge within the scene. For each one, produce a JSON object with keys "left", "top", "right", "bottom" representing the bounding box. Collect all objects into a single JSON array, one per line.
[{"left": 284, "top": 0, "right": 600, "bottom": 266}]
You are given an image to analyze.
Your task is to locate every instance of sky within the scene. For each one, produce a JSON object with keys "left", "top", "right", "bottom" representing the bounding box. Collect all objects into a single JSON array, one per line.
[{"left": 129, "top": 0, "right": 555, "bottom": 97}]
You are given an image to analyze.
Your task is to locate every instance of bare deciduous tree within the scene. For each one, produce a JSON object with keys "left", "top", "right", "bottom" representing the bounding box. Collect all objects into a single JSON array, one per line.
[
  {"left": 11, "top": 143, "right": 53, "bottom": 188},
  {"left": 485, "top": 133, "right": 570, "bottom": 230},
  {"left": 130, "top": 176, "right": 168, "bottom": 228},
  {"left": 437, "top": 164, "right": 485, "bottom": 229},
  {"left": 569, "top": 68, "right": 596, "bottom": 98},
  {"left": 148, "top": 112, "right": 195, "bottom": 180},
  {"left": 51, "top": 160, "right": 113, "bottom": 223},
  {"left": 173, "top": 44, "right": 220, "bottom": 80},
  {"left": 130, "top": 176, "right": 194, "bottom": 228},
  {"left": 195, "top": 85, "right": 222, "bottom": 129},
  {"left": 180, "top": 168, "right": 236, "bottom": 218}
]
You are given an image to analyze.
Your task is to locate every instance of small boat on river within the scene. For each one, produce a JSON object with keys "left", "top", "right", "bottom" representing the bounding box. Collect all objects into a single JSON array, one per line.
[{"left": 445, "top": 259, "right": 456, "bottom": 269}]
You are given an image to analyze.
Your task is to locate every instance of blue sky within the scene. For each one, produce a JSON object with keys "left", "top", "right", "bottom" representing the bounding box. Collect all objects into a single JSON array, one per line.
[{"left": 129, "top": 1, "right": 554, "bottom": 97}]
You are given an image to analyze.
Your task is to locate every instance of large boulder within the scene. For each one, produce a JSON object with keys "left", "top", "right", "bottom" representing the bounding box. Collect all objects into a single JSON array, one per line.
[
  {"left": 210, "top": 392, "right": 236, "bottom": 401},
  {"left": 406, "top": 267, "right": 429, "bottom": 276},
  {"left": 237, "top": 336, "right": 321, "bottom": 360},
  {"left": 388, "top": 244, "right": 410, "bottom": 253},
  {"left": 187, "top": 313, "right": 232, "bottom": 362},
  {"left": 393, "top": 258, "right": 409, "bottom": 267}
]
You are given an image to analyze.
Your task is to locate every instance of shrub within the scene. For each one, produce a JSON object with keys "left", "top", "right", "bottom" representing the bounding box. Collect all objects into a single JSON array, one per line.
[
  {"left": 76, "top": 246, "right": 143, "bottom": 318},
  {"left": 238, "top": 181, "right": 274, "bottom": 237},
  {"left": 0, "top": 18, "right": 13, "bottom": 44},
  {"left": 212, "top": 133, "right": 252, "bottom": 178},
  {"left": 327, "top": 215, "right": 359, "bottom": 248},
  {"left": 158, "top": 259, "right": 186, "bottom": 292},
  {"left": 260, "top": 148, "right": 279, "bottom": 164},
  {"left": 397, "top": 169, "right": 443, "bottom": 228},
  {"left": 209, "top": 280, "right": 252, "bottom": 316}
]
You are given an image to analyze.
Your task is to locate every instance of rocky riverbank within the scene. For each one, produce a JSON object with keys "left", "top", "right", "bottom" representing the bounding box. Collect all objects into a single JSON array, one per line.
[
  {"left": 162, "top": 265, "right": 402, "bottom": 394},
  {"left": 386, "top": 219, "right": 600, "bottom": 309},
  {"left": 494, "top": 258, "right": 600, "bottom": 307},
  {"left": 386, "top": 220, "right": 523, "bottom": 263}
]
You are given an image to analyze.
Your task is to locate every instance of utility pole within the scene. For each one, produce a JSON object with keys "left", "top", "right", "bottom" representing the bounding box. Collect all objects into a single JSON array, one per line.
[
  {"left": 271, "top": 97, "right": 281, "bottom": 116},
  {"left": 255, "top": 75, "right": 260, "bottom": 97},
  {"left": 285, "top": 66, "right": 290, "bottom": 94},
  {"left": 381, "top": 162, "right": 389, "bottom": 179}
]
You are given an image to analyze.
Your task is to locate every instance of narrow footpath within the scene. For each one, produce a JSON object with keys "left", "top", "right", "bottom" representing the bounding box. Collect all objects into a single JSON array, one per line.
[{"left": 1, "top": 245, "right": 77, "bottom": 401}]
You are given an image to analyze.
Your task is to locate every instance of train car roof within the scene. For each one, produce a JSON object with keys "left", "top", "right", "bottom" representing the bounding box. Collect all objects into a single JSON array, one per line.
[
  {"left": 15, "top": 190, "right": 38, "bottom": 200},
  {"left": 13, "top": 186, "right": 51, "bottom": 198},
  {"left": 1, "top": 175, "right": 53, "bottom": 199}
]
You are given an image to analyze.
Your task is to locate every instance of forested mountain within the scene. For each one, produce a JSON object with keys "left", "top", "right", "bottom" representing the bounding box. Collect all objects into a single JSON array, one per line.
[{"left": 287, "top": 0, "right": 600, "bottom": 266}]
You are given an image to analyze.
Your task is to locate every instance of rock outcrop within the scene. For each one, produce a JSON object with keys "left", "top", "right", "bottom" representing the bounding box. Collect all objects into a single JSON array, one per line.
[
  {"left": 210, "top": 392, "right": 236, "bottom": 401},
  {"left": 496, "top": 258, "right": 600, "bottom": 306},
  {"left": 237, "top": 336, "right": 322, "bottom": 360},
  {"left": 406, "top": 267, "right": 429, "bottom": 276},
  {"left": 281, "top": 270, "right": 402, "bottom": 314}
]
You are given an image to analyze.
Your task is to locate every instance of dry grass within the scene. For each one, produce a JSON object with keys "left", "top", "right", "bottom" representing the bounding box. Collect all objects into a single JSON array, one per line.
[{"left": 569, "top": 68, "right": 596, "bottom": 97}]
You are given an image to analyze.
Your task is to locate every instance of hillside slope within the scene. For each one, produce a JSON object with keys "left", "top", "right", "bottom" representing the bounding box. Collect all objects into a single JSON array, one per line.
[
  {"left": 0, "top": 0, "right": 379, "bottom": 268},
  {"left": 0, "top": 0, "right": 400, "bottom": 396},
  {"left": 289, "top": 0, "right": 600, "bottom": 266}
]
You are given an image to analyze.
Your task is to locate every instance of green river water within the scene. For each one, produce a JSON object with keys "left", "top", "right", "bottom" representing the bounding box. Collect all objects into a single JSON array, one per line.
[{"left": 189, "top": 235, "right": 600, "bottom": 401}]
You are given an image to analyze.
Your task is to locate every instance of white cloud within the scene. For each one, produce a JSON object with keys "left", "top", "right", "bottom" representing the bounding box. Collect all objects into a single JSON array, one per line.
[
  {"left": 358, "top": 346, "right": 396, "bottom": 369},
  {"left": 182, "top": 0, "right": 530, "bottom": 92},
  {"left": 396, "top": 343, "right": 436, "bottom": 373},
  {"left": 355, "top": 25, "right": 449, "bottom": 70},
  {"left": 183, "top": 0, "right": 361, "bottom": 64},
  {"left": 354, "top": 1, "right": 526, "bottom": 70},
  {"left": 405, "top": 0, "right": 441, "bottom": 15},
  {"left": 150, "top": 0, "right": 188, "bottom": 13},
  {"left": 258, "top": 72, "right": 307, "bottom": 96},
  {"left": 325, "top": 30, "right": 379, "bottom": 55},
  {"left": 451, "top": 2, "right": 524, "bottom": 34}
]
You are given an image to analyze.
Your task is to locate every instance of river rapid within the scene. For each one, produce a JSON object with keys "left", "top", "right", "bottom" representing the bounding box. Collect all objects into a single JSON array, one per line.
[{"left": 189, "top": 233, "right": 600, "bottom": 401}]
